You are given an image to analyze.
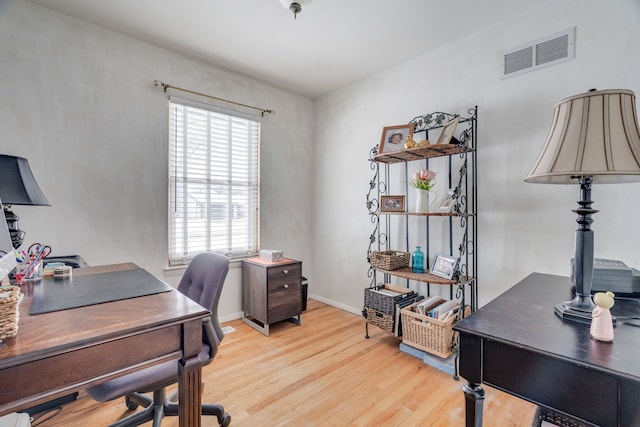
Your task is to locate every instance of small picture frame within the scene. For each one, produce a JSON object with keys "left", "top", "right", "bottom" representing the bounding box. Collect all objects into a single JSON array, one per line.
[
  {"left": 379, "top": 124, "right": 415, "bottom": 154},
  {"left": 437, "top": 189, "right": 456, "bottom": 212},
  {"left": 434, "top": 117, "right": 460, "bottom": 145},
  {"left": 430, "top": 254, "right": 459, "bottom": 279},
  {"left": 380, "top": 195, "right": 406, "bottom": 213}
]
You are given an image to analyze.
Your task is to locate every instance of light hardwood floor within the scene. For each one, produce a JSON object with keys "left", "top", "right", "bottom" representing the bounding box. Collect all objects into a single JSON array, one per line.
[{"left": 35, "top": 300, "right": 536, "bottom": 426}]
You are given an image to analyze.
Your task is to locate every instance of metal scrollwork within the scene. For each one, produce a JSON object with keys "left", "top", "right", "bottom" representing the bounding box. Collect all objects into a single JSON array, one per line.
[{"left": 408, "top": 112, "right": 459, "bottom": 133}]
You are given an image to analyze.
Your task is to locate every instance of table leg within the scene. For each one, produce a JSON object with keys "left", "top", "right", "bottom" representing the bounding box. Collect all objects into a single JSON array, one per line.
[
  {"left": 463, "top": 382, "right": 485, "bottom": 427},
  {"left": 178, "top": 357, "right": 202, "bottom": 427},
  {"left": 179, "top": 319, "right": 204, "bottom": 427}
]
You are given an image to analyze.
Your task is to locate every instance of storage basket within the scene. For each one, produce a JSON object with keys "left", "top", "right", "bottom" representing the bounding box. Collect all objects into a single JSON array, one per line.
[
  {"left": 369, "top": 251, "right": 410, "bottom": 271},
  {"left": 364, "top": 283, "right": 414, "bottom": 315},
  {"left": 0, "top": 286, "right": 22, "bottom": 341},
  {"left": 401, "top": 302, "right": 470, "bottom": 358},
  {"left": 364, "top": 307, "right": 394, "bottom": 335}
]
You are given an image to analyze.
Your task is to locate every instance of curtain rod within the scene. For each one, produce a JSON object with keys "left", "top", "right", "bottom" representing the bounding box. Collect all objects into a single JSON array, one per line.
[{"left": 153, "top": 80, "right": 275, "bottom": 117}]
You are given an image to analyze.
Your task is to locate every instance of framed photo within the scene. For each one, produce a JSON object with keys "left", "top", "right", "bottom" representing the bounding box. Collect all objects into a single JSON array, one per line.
[
  {"left": 380, "top": 195, "right": 406, "bottom": 213},
  {"left": 437, "top": 189, "right": 456, "bottom": 212},
  {"left": 431, "top": 254, "right": 459, "bottom": 279},
  {"left": 379, "top": 124, "right": 414, "bottom": 154},
  {"left": 434, "top": 117, "right": 460, "bottom": 145}
]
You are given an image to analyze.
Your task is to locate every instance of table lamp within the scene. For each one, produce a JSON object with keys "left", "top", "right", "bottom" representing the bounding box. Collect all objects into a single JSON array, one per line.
[
  {"left": 0, "top": 154, "right": 50, "bottom": 249},
  {"left": 524, "top": 89, "right": 640, "bottom": 323}
]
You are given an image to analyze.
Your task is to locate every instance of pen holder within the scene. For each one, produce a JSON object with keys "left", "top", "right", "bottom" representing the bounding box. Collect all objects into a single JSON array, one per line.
[{"left": 15, "top": 260, "right": 43, "bottom": 283}]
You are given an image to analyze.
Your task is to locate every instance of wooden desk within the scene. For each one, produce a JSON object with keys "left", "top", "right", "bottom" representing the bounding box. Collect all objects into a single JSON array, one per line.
[
  {"left": 454, "top": 272, "right": 640, "bottom": 427},
  {"left": 0, "top": 263, "right": 210, "bottom": 427}
]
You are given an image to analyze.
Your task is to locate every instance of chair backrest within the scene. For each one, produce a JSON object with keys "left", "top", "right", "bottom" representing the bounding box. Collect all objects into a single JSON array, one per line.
[{"left": 177, "top": 252, "right": 229, "bottom": 350}]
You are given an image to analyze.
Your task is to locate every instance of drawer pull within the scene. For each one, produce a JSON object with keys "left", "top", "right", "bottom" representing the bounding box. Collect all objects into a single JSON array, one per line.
[
  {"left": 284, "top": 284, "right": 289, "bottom": 289},
  {"left": 283, "top": 269, "right": 289, "bottom": 275}
]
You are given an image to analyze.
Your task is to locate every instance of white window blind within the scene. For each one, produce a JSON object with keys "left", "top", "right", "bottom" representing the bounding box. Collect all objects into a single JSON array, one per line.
[{"left": 168, "top": 99, "right": 260, "bottom": 264}]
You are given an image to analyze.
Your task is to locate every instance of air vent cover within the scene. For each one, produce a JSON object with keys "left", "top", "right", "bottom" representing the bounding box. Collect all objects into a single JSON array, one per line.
[{"left": 502, "top": 28, "right": 575, "bottom": 78}]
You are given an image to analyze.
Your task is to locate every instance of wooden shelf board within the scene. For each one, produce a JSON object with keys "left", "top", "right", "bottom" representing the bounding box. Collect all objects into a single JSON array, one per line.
[
  {"left": 375, "top": 266, "right": 473, "bottom": 285},
  {"left": 373, "top": 144, "right": 474, "bottom": 164}
]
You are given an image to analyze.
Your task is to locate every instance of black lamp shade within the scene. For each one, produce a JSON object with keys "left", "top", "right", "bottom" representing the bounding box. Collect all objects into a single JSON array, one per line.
[{"left": 0, "top": 155, "right": 50, "bottom": 206}]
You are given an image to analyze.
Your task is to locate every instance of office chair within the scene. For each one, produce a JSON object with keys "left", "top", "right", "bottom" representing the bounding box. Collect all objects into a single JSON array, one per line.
[{"left": 86, "top": 252, "right": 231, "bottom": 427}]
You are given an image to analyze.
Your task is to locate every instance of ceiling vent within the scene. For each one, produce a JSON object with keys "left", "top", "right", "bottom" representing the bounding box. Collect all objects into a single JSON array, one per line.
[{"left": 502, "top": 27, "right": 575, "bottom": 78}]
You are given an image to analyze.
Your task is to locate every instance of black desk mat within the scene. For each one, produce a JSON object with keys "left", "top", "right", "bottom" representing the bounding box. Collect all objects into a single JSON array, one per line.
[{"left": 30, "top": 268, "right": 173, "bottom": 315}]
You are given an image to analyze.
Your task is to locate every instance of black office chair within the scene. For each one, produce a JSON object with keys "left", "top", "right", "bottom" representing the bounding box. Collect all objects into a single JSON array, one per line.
[{"left": 86, "top": 252, "right": 231, "bottom": 427}]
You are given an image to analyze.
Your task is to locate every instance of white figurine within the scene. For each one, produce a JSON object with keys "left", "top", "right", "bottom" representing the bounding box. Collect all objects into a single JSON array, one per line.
[{"left": 590, "top": 291, "right": 615, "bottom": 342}]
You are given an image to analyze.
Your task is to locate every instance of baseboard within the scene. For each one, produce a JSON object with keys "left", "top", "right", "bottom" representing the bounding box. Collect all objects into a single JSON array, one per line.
[
  {"left": 308, "top": 294, "right": 362, "bottom": 316},
  {"left": 219, "top": 311, "right": 244, "bottom": 323},
  {"left": 219, "top": 296, "right": 362, "bottom": 324}
]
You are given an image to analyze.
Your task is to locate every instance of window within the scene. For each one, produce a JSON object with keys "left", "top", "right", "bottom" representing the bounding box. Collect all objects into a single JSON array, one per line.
[{"left": 168, "top": 98, "right": 260, "bottom": 265}]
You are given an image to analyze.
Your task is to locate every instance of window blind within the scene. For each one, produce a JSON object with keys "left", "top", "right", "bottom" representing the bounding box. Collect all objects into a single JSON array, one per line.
[{"left": 168, "top": 100, "right": 260, "bottom": 264}]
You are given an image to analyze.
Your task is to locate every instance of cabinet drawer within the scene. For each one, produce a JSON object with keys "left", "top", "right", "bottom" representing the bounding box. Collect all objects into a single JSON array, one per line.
[
  {"left": 267, "top": 263, "right": 301, "bottom": 282},
  {"left": 268, "top": 282, "right": 302, "bottom": 323}
]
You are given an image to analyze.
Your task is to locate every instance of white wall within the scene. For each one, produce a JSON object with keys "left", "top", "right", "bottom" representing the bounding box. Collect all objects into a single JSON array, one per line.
[
  {"left": 3, "top": 0, "right": 640, "bottom": 321},
  {"left": 312, "top": 0, "right": 640, "bottom": 313},
  {"left": 0, "top": 0, "right": 314, "bottom": 321}
]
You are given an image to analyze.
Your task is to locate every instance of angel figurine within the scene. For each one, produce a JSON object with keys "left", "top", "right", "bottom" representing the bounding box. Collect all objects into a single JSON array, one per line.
[{"left": 590, "top": 291, "right": 615, "bottom": 342}]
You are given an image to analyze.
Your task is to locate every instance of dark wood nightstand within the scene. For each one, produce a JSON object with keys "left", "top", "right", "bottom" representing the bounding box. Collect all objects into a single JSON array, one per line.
[{"left": 241, "top": 257, "right": 303, "bottom": 336}]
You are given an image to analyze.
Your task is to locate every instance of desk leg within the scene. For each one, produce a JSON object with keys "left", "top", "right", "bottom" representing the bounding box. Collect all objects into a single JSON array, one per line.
[
  {"left": 463, "top": 383, "right": 485, "bottom": 427},
  {"left": 179, "top": 320, "right": 203, "bottom": 427}
]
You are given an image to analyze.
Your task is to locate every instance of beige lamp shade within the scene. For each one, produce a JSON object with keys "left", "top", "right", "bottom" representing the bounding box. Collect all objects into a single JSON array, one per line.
[{"left": 525, "top": 89, "right": 640, "bottom": 184}]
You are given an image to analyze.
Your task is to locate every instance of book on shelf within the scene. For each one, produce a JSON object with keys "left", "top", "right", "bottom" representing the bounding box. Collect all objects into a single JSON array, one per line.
[
  {"left": 394, "top": 293, "right": 424, "bottom": 336},
  {"left": 427, "top": 299, "right": 460, "bottom": 320},
  {"left": 416, "top": 295, "right": 445, "bottom": 316}
]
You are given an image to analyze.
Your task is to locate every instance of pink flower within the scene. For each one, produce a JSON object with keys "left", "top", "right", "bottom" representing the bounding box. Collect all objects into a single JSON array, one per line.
[
  {"left": 410, "top": 169, "right": 437, "bottom": 190},
  {"left": 419, "top": 169, "right": 436, "bottom": 181}
]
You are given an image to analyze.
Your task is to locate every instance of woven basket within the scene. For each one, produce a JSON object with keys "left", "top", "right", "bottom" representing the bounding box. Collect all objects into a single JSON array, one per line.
[
  {"left": 369, "top": 251, "right": 410, "bottom": 271},
  {"left": 364, "top": 307, "right": 394, "bottom": 334},
  {"left": 401, "top": 302, "right": 470, "bottom": 358},
  {"left": 364, "top": 283, "right": 414, "bottom": 315},
  {"left": 0, "top": 286, "right": 22, "bottom": 340}
]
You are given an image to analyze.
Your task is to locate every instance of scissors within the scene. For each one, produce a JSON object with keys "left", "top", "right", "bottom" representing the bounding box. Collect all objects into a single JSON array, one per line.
[{"left": 28, "top": 243, "right": 52, "bottom": 259}]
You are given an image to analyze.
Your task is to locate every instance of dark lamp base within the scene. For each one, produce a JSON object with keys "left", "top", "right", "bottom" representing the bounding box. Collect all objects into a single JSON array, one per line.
[{"left": 554, "top": 299, "right": 595, "bottom": 324}]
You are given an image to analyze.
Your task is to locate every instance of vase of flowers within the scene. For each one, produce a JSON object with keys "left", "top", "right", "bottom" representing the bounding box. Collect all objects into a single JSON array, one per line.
[{"left": 410, "top": 169, "right": 437, "bottom": 213}]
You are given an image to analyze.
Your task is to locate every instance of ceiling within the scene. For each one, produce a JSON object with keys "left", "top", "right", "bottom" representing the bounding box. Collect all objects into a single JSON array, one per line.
[{"left": 24, "top": 0, "right": 543, "bottom": 99}]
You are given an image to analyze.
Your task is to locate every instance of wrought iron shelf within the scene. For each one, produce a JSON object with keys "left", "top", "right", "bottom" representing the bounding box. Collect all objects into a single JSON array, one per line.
[
  {"left": 365, "top": 106, "right": 479, "bottom": 345},
  {"left": 373, "top": 144, "right": 474, "bottom": 164},
  {"left": 380, "top": 212, "right": 475, "bottom": 217},
  {"left": 373, "top": 266, "right": 474, "bottom": 286}
]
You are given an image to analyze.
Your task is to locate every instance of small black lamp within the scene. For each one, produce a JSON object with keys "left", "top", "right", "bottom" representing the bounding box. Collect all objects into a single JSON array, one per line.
[
  {"left": 524, "top": 89, "right": 640, "bottom": 323},
  {"left": 0, "top": 155, "right": 50, "bottom": 249}
]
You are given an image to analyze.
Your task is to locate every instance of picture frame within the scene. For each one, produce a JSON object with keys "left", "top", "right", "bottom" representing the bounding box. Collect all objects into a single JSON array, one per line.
[
  {"left": 434, "top": 116, "right": 460, "bottom": 145},
  {"left": 430, "top": 254, "right": 459, "bottom": 279},
  {"left": 380, "top": 195, "right": 406, "bottom": 213},
  {"left": 379, "top": 124, "right": 414, "bottom": 154},
  {"left": 437, "top": 189, "right": 456, "bottom": 212}
]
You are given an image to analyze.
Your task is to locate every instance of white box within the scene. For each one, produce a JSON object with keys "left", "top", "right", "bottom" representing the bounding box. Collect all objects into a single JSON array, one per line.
[{"left": 259, "top": 249, "right": 283, "bottom": 262}]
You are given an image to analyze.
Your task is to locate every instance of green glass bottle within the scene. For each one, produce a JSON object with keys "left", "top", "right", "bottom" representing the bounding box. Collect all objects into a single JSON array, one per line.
[{"left": 412, "top": 246, "right": 424, "bottom": 273}]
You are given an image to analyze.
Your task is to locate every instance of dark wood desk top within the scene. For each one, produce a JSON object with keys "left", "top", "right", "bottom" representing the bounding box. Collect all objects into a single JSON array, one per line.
[
  {"left": 0, "top": 262, "right": 209, "bottom": 369},
  {"left": 454, "top": 272, "right": 640, "bottom": 382}
]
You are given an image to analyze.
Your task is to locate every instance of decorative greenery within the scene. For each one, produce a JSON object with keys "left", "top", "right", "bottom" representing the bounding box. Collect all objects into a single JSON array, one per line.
[{"left": 409, "top": 169, "right": 437, "bottom": 191}]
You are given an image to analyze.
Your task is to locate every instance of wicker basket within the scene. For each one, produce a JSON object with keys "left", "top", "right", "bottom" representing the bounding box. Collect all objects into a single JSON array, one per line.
[
  {"left": 364, "top": 283, "right": 414, "bottom": 315},
  {"left": 364, "top": 307, "right": 394, "bottom": 334},
  {"left": 0, "top": 286, "right": 22, "bottom": 341},
  {"left": 369, "top": 251, "right": 410, "bottom": 271},
  {"left": 401, "top": 302, "right": 470, "bottom": 358}
]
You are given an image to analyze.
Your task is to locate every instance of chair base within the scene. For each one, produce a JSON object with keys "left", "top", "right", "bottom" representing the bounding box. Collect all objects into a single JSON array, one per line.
[{"left": 110, "top": 389, "right": 230, "bottom": 427}]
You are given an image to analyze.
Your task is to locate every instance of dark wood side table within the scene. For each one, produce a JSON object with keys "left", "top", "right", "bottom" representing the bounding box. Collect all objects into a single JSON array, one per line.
[
  {"left": 241, "top": 257, "right": 303, "bottom": 336},
  {"left": 454, "top": 272, "right": 640, "bottom": 427}
]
